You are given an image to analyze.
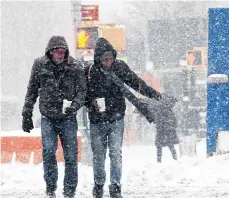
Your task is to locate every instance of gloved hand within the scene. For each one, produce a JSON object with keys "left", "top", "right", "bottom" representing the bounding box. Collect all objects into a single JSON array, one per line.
[{"left": 22, "top": 116, "right": 34, "bottom": 133}]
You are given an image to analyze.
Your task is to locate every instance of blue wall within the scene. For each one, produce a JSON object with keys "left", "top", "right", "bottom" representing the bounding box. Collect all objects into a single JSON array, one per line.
[{"left": 207, "top": 8, "right": 229, "bottom": 153}]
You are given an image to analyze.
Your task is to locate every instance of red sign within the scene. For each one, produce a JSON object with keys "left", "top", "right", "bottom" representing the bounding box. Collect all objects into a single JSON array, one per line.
[{"left": 81, "top": 5, "right": 99, "bottom": 21}]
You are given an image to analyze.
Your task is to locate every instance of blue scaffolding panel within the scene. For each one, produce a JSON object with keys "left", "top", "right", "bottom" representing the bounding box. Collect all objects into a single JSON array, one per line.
[{"left": 207, "top": 8, "right": 229, "bottom": 154}]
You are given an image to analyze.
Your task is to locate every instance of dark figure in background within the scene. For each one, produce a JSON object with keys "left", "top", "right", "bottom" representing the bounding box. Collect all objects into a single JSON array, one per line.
[
  {"left": 84, "top": 38, "right": 161, "bottom": 198},
  {"left": 154, "top": 95, "right": 179, "bottom": 163},
  {"left": 22, "top": 36, "right": 86, "bottom": 198}
]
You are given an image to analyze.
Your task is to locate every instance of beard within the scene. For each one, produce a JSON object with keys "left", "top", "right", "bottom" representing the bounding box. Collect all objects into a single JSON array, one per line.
[{"left": 53, "top": 58, "right": 64, "bottom": 65}]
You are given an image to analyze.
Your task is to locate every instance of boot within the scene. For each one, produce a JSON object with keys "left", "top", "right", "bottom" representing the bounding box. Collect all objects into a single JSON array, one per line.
[
  {"left": 172, "top": 153, "right": 177, "bottom": 160},
  {"left": 45, "top": 185, "right": 57, "bottom": 198},
  {"left": 63, "top": 191, "right": 75, "bottom": 198},
  {"left": 93, "top": 183, "right": 104, "bottom": 198},
  {"left": 109, "top": 184, "right": 123, "bottom": 198}
]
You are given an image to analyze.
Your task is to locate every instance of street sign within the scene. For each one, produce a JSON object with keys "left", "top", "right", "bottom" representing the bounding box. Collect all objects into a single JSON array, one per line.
[
  {"left": 99, "top": 26, "right": 126, "bottom": 51},
  {"left": 81, "top": 5, "right": 99, "bottom": 21}
]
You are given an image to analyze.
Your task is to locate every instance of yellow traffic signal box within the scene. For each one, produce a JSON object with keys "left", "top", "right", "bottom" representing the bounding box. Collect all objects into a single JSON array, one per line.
[{"left": 76, "top": 27, "right": 99, "bottom": 49}]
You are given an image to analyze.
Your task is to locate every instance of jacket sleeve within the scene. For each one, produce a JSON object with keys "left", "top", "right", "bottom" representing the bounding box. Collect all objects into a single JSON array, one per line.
[
  {"left": 71, "top": 61, "right": 87, "bottom": 112},
  {"left": 117, "top": 60, "right": 159, "bottom": 99},
  {"left": 22, "top": 59, "right": 40, "bottom": 117}
]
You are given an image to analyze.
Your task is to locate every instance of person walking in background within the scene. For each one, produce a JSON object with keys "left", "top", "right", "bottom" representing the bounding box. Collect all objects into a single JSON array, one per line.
[
  {"left": 154, "top": 94, "right": 179, "bottom": 163},
  {"left": 84, "top": 37, "right": 161, "bottom": 198},
  {"left": 22, "top": 36, "right": 86, "bottom": 198}
]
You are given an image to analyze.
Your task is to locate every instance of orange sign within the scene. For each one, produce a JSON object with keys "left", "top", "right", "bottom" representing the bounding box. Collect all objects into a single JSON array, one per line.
[{"left": 99, "top": 26, "right": 126, "bottom": 51}]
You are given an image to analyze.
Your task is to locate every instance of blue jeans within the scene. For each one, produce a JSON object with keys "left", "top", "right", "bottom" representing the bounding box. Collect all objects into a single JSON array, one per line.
[
  {"left": 90, "top": 119, "right": 124, "bottom": 185},
  {"left": 41, "top": 115, "right": 78, "bottom": 196}
]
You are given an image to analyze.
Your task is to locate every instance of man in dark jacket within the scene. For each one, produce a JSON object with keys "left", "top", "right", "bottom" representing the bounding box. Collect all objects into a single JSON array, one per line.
[
  {"left": 85, "top": 38, "right": 161, "bottom": 198},
  {"left": 22, "top": 36, "right": 86, "bottom": 198}
]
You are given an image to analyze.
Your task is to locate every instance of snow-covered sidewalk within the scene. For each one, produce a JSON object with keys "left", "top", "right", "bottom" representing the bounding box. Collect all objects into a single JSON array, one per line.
[{"left": 1, "top": 140, "right": 229, "bottom": 198}]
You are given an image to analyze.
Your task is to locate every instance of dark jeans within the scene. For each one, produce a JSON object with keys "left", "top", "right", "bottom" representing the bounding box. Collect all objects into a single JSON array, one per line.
[
  {"left": 41, "top": 115, "right": 78, "bottom": 196},
  {"left": 90, "top": 119, "right": 124, "bottom": 185}
]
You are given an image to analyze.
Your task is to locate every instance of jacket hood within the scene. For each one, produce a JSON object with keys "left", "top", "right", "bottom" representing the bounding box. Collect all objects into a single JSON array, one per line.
[
  {"left": 94, "top": 37, "right": 117, "bottom": 66},
  {"left": 45, "top": 36, "right": 69, "bottom": 58}
]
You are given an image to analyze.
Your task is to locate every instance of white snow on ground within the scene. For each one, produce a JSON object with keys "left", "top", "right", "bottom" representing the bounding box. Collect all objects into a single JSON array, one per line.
[{"left": 1, "top": 136, "right": 229, "bottom": 198}]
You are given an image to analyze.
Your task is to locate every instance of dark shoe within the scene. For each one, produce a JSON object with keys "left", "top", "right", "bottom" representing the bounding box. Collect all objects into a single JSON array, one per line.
[
  {"left": 109, "top": 184, "right": 123, "bottom": 198},
  {"left": 45, "top": 185, "right": 56, "bottom": 198},
  {"left": 93, "top": 184, "right": 104, "bottom": 198},
  {"left": 63, "top": 192, "right": 75, "bottom": 198},
  {"left": 45, "top": 189, "right": 56, "bottom": 198},
  {"left": 45, "top": 192, "right": 56, "bottom": 198},
  {"left": 64, "top": 195, "right": 74, "bottom": 198}
]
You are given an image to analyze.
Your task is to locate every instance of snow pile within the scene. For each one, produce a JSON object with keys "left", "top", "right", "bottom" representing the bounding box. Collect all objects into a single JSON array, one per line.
[{"left": 1, "top": 140, "right": 229, "bottom": 197}]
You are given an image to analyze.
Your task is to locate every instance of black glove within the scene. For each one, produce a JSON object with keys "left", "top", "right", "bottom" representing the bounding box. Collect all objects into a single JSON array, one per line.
[{"left": 22, "top": 116, "right": 34, "bottom": 133}]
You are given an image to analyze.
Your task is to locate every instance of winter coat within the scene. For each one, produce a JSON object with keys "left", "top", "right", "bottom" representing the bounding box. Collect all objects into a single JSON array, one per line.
[
  {"left": 22, "top": 36, "right": 87, "bottom": 120},
  {"left": 154, "top": 95, "right": 179, "bottom": 147},
  {"left": 143, "top": 94, "right": 179, "bottom": 147},
  {"left": 85, "top": 38, "right": 159, "bottom": 124}
]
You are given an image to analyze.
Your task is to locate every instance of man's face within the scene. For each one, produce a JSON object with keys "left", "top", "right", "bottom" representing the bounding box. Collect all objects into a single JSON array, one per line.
[
  {"left": 51, "top": 48, "right": 66, "bottom": 65},
  {"left": 100, "top": 51, "right": 114, "bottom": 68}
]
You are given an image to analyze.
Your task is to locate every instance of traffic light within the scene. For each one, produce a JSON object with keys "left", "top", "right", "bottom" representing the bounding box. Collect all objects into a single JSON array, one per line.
[
  {"left": 76, "top": 27, "right": 99, "bottom": 49},
  {"left": 187, "top": 50, "right": 202, "bottom": 66},
  {"left": 186, "top": 47, "right": 207, "bottom": 67}
]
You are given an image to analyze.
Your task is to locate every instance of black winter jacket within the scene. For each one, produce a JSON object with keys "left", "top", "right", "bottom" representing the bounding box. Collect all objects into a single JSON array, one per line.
[
  {"left": 22, "top": 36, "right": 87, "bottom": 120},
  {"left": 85, "top": 38, "right": 159, "bottom": 124}
]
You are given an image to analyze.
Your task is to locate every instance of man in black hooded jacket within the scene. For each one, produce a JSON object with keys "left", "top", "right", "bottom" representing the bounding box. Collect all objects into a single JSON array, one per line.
[
  {"left": 22, "top": 36, "right": 86, "bottom": 198},
  {"left": 85, "top": 38, "right": 161, "bottom": 198}
]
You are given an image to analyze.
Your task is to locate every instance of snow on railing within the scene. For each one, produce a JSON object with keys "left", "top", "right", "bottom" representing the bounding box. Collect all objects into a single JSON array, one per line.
[{"left": 207, "top": 74, "right": 228, "bottom": 84}]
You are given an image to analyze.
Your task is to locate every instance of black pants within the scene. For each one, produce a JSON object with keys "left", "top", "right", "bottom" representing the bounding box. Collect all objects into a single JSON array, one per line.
[{"left": 157, "top": 145, "right": 177, "bottom": 163}]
